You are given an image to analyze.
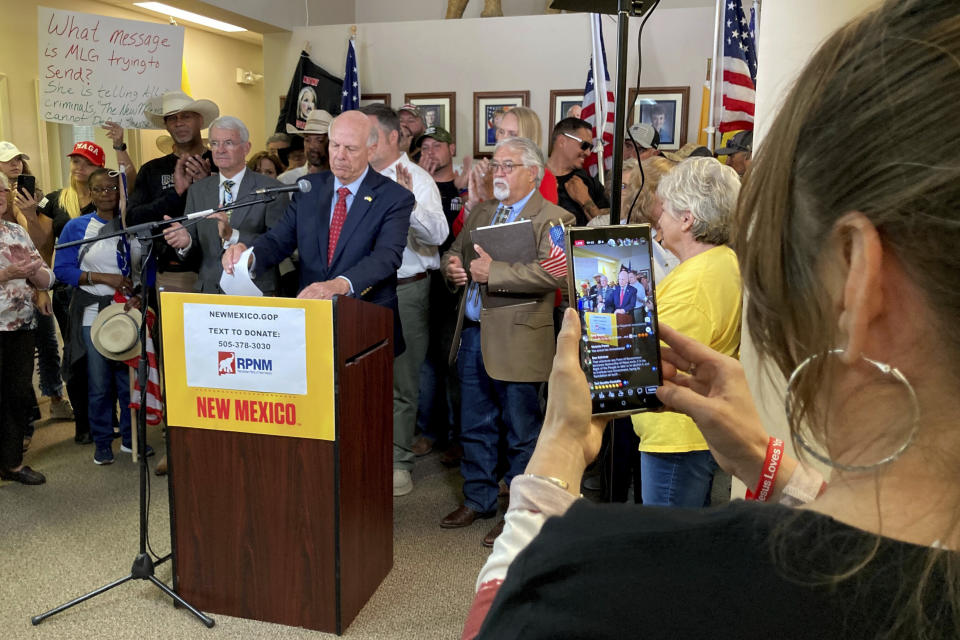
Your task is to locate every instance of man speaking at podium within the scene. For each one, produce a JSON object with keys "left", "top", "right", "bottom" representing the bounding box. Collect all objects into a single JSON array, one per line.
[{"left": 222, "top": 111, "right": 414, "bottom": 347}]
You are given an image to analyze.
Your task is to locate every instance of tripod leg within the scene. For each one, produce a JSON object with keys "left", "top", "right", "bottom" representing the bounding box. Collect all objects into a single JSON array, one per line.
[
  {"left": 32, "top": 574, "right": 134, "bottom": 625},
  {"left": 146, "top": 575, "right": 215, "bottom": 628}
]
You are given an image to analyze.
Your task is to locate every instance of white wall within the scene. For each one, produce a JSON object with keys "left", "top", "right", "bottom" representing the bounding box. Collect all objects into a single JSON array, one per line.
[
  {"left": 735, "top": 0, "right": 882, "bottom": 493},
  {"left": 263, "top": 7, "right": 715, "bottom": 158}
]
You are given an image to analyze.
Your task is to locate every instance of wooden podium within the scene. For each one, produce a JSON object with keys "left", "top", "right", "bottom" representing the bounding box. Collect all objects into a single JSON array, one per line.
[{"left": 160, "top": 293, "right": 393, "bottom": 634}]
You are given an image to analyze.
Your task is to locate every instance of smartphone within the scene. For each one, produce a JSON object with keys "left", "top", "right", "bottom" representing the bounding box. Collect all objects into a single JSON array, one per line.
[
  {"left": 16, "top": 174, "right": 35, "bottom": 198},
  {"left": 565, "top": 224, "right": 663, "bottom": 415}
]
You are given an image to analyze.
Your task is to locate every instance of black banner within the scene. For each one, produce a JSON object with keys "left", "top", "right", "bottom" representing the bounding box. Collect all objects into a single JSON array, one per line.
[{"left": 274, "top": 51, "right": 343, "bottom": 133}]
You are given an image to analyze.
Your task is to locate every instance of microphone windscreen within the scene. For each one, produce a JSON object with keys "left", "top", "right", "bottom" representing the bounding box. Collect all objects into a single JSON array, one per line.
[{"left": 297, "top": 178, "right": 312, "bottom": 193}]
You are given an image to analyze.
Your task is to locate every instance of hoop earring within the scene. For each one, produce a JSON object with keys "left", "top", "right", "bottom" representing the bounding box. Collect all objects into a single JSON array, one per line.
[{"left": 784, "top": 349, "right": 920, "bottom": 473}]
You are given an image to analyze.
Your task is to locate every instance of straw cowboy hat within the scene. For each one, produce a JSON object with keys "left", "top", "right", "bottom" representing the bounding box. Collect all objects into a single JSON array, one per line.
[
  {"left": 90, "top": 304, "right": 143, "bottom": 361},
  {"left": 144, "top": 91, "right": 220, "bottom": 129},
  {"left": 286, "top": 109, "right": 333, "bottom": 135}
]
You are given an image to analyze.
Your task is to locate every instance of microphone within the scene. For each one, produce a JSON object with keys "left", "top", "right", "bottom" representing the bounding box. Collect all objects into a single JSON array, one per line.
[{"left": 254, "top": 178, "right": 312, "bottom": 195}]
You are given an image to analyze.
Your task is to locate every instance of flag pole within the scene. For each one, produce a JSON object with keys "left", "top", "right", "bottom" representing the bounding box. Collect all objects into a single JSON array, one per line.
[
  {"left": 707, "top": 0, "right": 724, "bottom": 151},
  {"left": 609, "top": 0, "right": 630, "bottom": 225}
]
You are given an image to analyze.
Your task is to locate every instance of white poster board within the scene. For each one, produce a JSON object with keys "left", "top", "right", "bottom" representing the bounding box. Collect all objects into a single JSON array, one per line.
[{"left": 37, "top": 6, "right": 184, "bottom": 127}]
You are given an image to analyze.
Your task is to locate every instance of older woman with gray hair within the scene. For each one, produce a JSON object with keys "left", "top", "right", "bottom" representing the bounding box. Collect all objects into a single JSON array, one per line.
[{"left": 629, "top": 156, "right": 742, "bottom": 507}]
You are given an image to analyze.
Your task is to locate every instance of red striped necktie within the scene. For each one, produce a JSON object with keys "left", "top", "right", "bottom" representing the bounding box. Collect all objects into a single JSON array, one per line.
[{"left": 328, "top": 186, "right": 351, "bottom": 265}]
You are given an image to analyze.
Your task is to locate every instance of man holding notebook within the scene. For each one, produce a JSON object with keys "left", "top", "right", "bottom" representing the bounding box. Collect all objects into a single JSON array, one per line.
[{"left": 441, "top": 137, "right": 575, "bottom": 547}]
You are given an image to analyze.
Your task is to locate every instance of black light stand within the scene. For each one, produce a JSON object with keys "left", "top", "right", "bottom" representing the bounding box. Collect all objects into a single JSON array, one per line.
[
  {"left": 31, "top": 196, "right": 273, "bottom": 627},
  {"left": 550, "top": 0, "right": 653, "bottom": 224}
]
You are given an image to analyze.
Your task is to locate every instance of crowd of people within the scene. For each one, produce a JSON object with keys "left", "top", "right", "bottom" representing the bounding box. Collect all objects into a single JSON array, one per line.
[
  {"left": 0, "top": 78, "right": 750, "bottom": 540},
  {"left": 10, "top": 2, "right": 957, "bottom": 635}
]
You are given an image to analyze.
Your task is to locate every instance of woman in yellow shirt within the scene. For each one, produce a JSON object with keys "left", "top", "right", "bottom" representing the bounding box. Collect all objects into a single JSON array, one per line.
[{"left": 632, "top": 157, "right": 742, "bottom": 506}]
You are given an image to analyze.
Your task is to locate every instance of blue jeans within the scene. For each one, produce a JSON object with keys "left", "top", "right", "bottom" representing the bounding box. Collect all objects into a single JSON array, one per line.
[
  {"left": 82, "top": 326, "right": 131, "bottom": 449},
  {"left": 457, "top": 326, "right": 543, "bottom": 514},
  {"left": 35, "top": 311, "right": 63, "bottom": 397},
  {"left": 640, "top": 450, "right": 718, "bottom": 507}
]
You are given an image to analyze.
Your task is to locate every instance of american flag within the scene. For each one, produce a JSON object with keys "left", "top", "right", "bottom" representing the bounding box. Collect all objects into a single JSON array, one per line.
[
  {"left": 539, "top": 223, "right": 567, "bottom": 279},
  {"left": 581, "top": 14, "right": 615, "bottom": 179},
  {"left": 718, "top": 0, "right": 758, "bottom": 134},
  {"left": 115, "top": 293, "right": 164, "bottom": 426},
  {"left": 340, "top": 38, "right": 360, "bottom": 112}
]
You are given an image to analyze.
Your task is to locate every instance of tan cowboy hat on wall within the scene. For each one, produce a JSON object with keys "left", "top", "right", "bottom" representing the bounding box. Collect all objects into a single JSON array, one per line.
[
  {"left": 91, "top": 303, "right": 143, "bottom": 362},
  {"left": 144, "top": 91, "right": 220, "bottom": 129}
]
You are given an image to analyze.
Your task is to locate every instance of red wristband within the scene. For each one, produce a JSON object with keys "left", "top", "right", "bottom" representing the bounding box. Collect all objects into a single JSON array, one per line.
[{"left": 745, "top": 437, "right": 784, "bottom": 502}]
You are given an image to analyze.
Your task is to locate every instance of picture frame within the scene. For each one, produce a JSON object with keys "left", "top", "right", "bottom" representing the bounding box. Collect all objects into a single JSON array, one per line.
[
  {"left": 360, "top": 93, "right": 391, "bottom": 108},
  {"left": 473, "top": 90, "right": 531, "bottom": 157},
  {"left": 628, "top": 86, "right": 690, "bottom": 151},
  {"left": 404, "top": 92, "right": 455, "bottom": 142},
  {"left": 549, "top": 89, "right": 585, "bottom": 137}
]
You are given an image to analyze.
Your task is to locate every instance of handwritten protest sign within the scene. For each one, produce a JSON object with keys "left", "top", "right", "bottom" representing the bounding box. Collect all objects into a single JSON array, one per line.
[{"left": 37, "top": 6, "right": 184, "bottom": 128}]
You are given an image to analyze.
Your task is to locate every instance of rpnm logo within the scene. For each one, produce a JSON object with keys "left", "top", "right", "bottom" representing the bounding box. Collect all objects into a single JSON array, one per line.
[{"left": 218, "top": 352, "right": 236, "bottom": 375}]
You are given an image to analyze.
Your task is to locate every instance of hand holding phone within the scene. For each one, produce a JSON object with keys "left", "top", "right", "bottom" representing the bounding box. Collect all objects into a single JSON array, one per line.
[{"left": 565, "top": 224, "right": 663, "bottom": 415}]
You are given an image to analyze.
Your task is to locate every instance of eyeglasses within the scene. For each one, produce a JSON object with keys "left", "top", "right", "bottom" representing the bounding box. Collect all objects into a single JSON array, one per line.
[
  {"left": 209, "top": 139, "right": 240, "bottom": 149},
  {"left": 90, "top": 185, "right": 119, "bottom": 194},
  {"left": 563, "top": 132, "right": 593, "bottom": 152},
  {"left": 488, "top": 160, "right": 527, "bottom": 175}
]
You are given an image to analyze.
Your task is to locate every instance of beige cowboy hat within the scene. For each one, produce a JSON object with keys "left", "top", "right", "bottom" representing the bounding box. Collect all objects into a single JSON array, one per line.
[
  {"left": 286, "top": 109, "right": 333, "bottom": 136},
  {"left": 91, "top": 303, "right": 143, "bottom": 361},
  {"left": 144, "top": 91, "right": 220, "bottom": 129}
]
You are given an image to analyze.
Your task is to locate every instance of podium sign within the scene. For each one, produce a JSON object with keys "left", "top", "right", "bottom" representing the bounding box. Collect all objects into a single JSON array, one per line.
[{"left": 160, "top": 292, "right": 335, "bottom": 440}]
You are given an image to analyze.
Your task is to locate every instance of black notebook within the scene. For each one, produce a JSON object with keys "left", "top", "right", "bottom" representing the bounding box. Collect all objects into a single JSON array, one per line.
[{"left": 470, "top": 219, "right": 539, "bottom": 309}]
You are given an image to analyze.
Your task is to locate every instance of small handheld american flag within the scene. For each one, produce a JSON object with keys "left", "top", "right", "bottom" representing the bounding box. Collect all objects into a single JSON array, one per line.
[{"left": 539, "top": 221, "right": 567, "bottom": 279}]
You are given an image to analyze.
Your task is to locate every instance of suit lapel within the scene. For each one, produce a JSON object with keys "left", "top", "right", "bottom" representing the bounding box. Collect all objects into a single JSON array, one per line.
[
  {"left": 329, "top": 168, "right": 377, "bottom": 268},
  {"left": 229, "top": 172, "right": 255, "bottom": 231},
  {"left": 311, "top": 173, "right": 334, "bottom": 268}
]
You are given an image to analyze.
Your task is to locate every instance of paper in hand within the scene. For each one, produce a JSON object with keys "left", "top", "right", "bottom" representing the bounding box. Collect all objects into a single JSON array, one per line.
[{"left": 219, "top": 246, "right": 262, "bottom": 296}]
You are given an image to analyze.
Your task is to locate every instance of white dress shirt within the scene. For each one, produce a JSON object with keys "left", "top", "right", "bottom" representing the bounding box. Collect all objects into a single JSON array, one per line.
[{"left": 378, "top": 153, "right": 448, "bottom": 278}]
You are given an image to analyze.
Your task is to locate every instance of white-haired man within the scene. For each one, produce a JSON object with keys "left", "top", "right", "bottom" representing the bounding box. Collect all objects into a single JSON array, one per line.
[
  {"left": 164, "top": 116, "right": 288, "bottom": 295},
  {"left": 441, "top": 137, "right": 575, "bottom": 547}
]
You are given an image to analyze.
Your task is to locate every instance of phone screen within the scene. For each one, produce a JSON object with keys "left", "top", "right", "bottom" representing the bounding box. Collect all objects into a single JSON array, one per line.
[
  {"left": 566, "top": 224, "right": 663, "bottom": 415},
  {"left": 16, "top": 174, "right": 35, "bottom": 197}
]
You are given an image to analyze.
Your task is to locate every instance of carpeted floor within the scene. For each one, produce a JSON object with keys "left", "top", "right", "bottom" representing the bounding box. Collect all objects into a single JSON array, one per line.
[{"left": 0, "top": 404, "right": 494, "bottom": 639}]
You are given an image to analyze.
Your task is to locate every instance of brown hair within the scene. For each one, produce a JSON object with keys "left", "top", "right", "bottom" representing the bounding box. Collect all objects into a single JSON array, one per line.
[
  {"left": 623, "top": 156, "right": 676, "bottom": 225},
  {"left": 246, "top": 150, "right": 285, "bottom": 175},
  {"left": 736, "top": 0, "right": 960, "bottom": 636}
]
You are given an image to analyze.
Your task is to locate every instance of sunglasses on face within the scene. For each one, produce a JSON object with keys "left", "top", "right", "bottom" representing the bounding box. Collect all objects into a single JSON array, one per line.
[{"left": 563, "top": 132, "right": 593, "bottom": 152}]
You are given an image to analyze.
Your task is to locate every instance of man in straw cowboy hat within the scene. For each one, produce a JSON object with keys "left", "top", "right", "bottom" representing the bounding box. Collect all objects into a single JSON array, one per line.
[
  {"left": 278, "top": 108, "right": 333, "bottom": 185},
  {"left": 126, "top": 91, "right": 220, "bottom": 286}
]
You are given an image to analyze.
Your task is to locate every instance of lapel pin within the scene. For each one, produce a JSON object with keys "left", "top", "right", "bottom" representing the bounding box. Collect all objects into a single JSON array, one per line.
[{"left": 364, "top": 195, "right": 372, "bottom": 202}]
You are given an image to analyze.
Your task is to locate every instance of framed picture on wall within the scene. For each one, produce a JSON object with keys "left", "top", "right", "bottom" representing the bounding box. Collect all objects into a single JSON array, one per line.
[
  {"left": 549, "top": 89, "right": 585, "bottom": 136},
  {"left": 628, "top": 86, "right": 690, "bottom": 151},
  {"left": 360, "top": 93, "right": 391, "bottom": 108},
  {"left": 473, "top": 90, "right": 531, "bottom": 157},
  {"left": 404, "top": 92, "right": 456, "bottom": 142}
]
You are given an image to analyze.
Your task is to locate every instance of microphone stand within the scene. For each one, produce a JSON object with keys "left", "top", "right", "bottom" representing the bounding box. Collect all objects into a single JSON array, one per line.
[{"left": 27, "top": 196, "right": 274, "bottom": 628}]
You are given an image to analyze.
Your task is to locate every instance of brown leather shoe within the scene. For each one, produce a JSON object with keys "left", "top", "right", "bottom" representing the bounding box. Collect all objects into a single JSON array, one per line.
[
  {"left": 411, "top": 436, "right": 433, "bottom": 457},
  {"left": 440, "top": 504, "right": 495, "bottom": 528},
  {"left": 440, "top": 442, "right": 464, "bottom": 467},
  {"left": 482, "top": 519, "right": 505, "bottom": 547}
]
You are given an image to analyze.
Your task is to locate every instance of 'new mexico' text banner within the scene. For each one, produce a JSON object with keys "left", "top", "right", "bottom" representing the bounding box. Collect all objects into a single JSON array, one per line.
[{"left": 161, "top": 293, "right": 335, "bottom": 440}]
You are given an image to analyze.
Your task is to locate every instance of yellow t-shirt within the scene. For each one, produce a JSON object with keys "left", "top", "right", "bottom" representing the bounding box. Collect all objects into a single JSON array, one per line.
[{"left": 633, "top": 245, "right": 742, "bottom": 452}]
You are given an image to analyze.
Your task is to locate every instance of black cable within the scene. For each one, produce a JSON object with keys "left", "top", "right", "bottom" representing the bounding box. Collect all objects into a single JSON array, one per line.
[{"left": 623, "top": 0, "right": 662, "bottom": 223}]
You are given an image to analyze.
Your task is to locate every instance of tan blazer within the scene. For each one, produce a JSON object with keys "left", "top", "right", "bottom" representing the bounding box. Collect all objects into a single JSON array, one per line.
[{"left": 443, "top": 191, "right": 575, "bottom": 382}]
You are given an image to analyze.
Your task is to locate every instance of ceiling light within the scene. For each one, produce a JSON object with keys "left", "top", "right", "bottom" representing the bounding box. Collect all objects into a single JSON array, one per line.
[{"left": 133, "top": 2, "right": 247, "bottom": 32}]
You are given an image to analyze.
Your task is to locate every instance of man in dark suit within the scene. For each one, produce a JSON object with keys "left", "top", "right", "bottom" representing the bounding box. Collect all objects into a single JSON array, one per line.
[
  {"left": 222, "top": 111, "right": 414, "bottom": 334},
  {"left": 603, "top": 270, "right": 637, "bottom": 313},
  {"left": 164, "top": 116, "right": 288, "bottom": 295}
]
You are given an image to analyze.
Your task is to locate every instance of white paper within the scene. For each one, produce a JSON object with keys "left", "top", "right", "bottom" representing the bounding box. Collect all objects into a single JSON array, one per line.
[
  {"left": 182, "top": 303, "right": 307, "bottom": 395},
  {"left": 219, "top": 247, "right": 262, "bottom": 297}
]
